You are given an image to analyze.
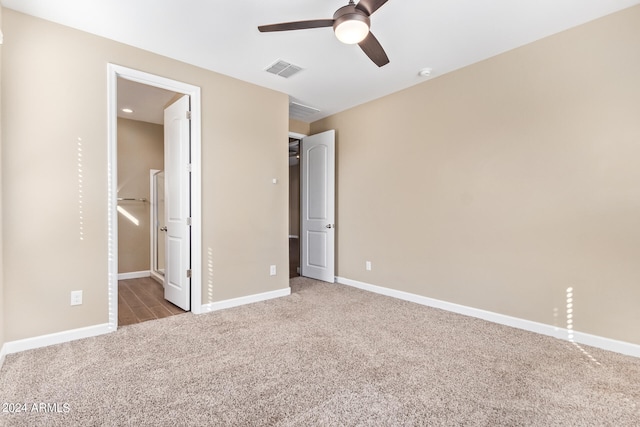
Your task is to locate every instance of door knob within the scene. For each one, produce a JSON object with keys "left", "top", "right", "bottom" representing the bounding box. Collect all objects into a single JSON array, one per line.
[
  {"left": 325, "top": 224, "right": 334, "bottom": 229},
  {"left": 160, "top": 226, "right": 167, "bottom": 232}
]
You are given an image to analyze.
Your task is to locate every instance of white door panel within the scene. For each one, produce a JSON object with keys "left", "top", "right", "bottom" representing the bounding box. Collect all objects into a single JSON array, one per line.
[
  {"left": 301, "top": 130, "right": 335, "bottom": 282},
  {"left": 307, "top": 231, "right": 328, "bottom": 268},
  {"left": 164, "top": 95, "right": 191, "bottom": 310},
  {"left": 308, "top": 145, "right": 328, "bottom": 219}
]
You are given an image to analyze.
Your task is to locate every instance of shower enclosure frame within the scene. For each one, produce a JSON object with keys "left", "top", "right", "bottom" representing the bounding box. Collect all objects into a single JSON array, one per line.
[{"left": 150, "top": 169, "right": 165, "bottom": 284}]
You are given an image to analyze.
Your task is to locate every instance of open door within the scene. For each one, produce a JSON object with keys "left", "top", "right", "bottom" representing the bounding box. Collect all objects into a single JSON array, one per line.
[
  {"left": 301, "top": 130, "right": 335, "bottom": 282},
  {"left": 164, "top": 95, "right": 191, "bottom": 310}
]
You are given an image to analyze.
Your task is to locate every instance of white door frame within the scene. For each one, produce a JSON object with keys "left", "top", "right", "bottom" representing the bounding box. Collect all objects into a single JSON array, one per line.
[{"left": 107, "top": 64, "right": 203, "bottom": 331}]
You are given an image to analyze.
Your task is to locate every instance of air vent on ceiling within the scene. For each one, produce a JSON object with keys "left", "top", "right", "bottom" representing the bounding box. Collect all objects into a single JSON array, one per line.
[
  {"left": 290, "top": 102, "right": 320, "bottom": 121},
  {"left": 265, "top": 60, "right": 303, "bottom": 78}
]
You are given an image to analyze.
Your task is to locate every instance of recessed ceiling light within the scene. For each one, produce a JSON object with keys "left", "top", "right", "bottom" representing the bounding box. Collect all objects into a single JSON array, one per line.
[
  {"left": 121, "top": 108, "right": 134, "bottom": 113},
  {"left": 418, "top": 68, "right": 432, "bottom": 77}
]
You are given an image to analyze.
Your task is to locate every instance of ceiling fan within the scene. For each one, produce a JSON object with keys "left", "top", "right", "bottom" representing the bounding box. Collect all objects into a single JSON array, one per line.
[{"left": 258, "top": 0, "right": 390, "bottom": 67}]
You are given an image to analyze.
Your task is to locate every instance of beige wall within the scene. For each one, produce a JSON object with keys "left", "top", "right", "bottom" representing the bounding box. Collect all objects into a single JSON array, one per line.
[
  {"left": 117, "top": 118, "right": 164, "bottom": 274},
  {"left": 311, "top": 6, "right": 640, "bottom": 345},
  {"left": 1, "top": 9, "right": 289, "bottom": 341},
  {"left": 289, "top": 119, "right": 310, "bottom": 136}
]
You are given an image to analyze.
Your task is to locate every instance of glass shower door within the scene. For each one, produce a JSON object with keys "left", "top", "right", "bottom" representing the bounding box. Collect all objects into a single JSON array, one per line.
[{"left": 152, "top": 170, "right": 166, "bottom": 281}]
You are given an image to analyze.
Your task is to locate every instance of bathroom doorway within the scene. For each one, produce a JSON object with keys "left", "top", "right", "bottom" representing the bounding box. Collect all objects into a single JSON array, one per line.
[
  {"left": 107, "top": 64, "right": 203, "bottom": 329},
  {"left": 115, "top": 79, "right": 185, "bottom": 325}
]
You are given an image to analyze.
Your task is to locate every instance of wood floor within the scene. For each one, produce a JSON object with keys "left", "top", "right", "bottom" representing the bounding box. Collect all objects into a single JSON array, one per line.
[
  {"left": 120, "top": 240, "right": 299, "bottom": 326},
  {"left": 118, "top": 277, "right": 186, "bottom": 326}
]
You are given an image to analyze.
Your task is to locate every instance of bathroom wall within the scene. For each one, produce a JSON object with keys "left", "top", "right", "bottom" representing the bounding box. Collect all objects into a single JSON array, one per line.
[{"left": 117, "top": 118, "right": 164, "bottom": 274}]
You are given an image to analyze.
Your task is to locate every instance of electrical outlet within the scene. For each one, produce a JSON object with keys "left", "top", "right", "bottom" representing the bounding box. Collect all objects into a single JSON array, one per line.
[
  {"left": 70, "top": 290, "right": 83, "bottom": 306},
  {"left": 366, "top": 261, "right": 372, "bottom": 271},
  {"left": 270, "top": 265, "right": 277, "bottom": 276}
]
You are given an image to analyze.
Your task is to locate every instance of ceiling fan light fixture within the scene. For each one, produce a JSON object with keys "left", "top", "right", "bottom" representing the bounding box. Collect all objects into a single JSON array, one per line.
[
  {"left": 333, "top": 4, "right": 370, "bottom": 45},
  {"left": 334, "top": 18, "right": 370, "bottom": 44}
]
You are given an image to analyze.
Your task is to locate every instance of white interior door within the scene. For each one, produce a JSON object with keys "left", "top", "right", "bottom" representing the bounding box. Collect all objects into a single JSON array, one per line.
[
  {"left": 164, "top": 95, "right": 191, "bottom": 310},
  {"left": 301, "top": 130, "right": 335, "bottom": 282}
]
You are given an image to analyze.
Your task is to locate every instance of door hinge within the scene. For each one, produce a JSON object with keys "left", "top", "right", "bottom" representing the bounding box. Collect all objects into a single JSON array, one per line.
[
  {"left": 186, "top": 110, "right": 192, "bottom": 120},
  {"left": 186, "top": 217, "right": 192, "bottom": 226},
  {"left": 187, "top": 163, "right": 192, "bottom": 172},
  {"left": 187, "top": 269, "right": 192, "bottom": 278}
]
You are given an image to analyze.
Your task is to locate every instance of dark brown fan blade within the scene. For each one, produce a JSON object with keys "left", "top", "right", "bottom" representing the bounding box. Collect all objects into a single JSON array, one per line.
[
  {"left": 358, "top": 32, "right": 389, "bottom": 67},
  {"left": 258, "top": 19, "right": 334, "bottom": 32},
  {"left": 355, "top": 0, "right": 389, "bottom": 16}
]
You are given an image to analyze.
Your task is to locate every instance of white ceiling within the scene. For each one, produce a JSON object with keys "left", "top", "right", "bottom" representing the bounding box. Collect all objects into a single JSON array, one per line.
[
  {"left": 4, "top": 0, "right": 640, "bottom": 123},
  {"left": 117, "top": 78, "right": 178, "bottom": 125}
]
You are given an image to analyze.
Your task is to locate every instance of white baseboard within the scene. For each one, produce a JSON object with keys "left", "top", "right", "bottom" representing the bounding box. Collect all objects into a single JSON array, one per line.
[
  {"left": 149, "top": 271, "right": 164, "bottom": 285},
  {"left": 0, "top": 287, "right": 291, "bottom": 364},
  {"left": 118, "top": 270, "right": 151, "bottom": 280},
  {"left": 201, "top": 287, "right": 291, "bottom": 313},
  {"left": 1, "top": 323, "right": 114, "bottom": 360},
  {"left": 0, "top": 343, "right": 7, "bottom": 370},
  {"left": 3, "top": 279, "right": 634, "bottom": 369},
  {"left": 336, "top": 277, "right": 640, "bottom": 359}
]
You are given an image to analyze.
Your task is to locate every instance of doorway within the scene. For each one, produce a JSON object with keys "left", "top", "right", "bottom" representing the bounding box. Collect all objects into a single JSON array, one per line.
[
  {"left": 289, "top": 130, "right": 336, "bottom": 283},
  {"left": 107, "top": 64, "right": 203, "bottom": 331},
  {"left": 288, "top": 135, "right": 302, "bottom": 278},
  {"left": 116, "top": 79, "right": 175, "bottom": 281},
  {"left": 116, "top": 83, "right": 181, "bottom": 324}
]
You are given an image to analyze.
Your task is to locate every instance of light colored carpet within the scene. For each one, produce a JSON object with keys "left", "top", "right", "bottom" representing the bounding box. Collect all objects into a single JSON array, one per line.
[{"left": 1, "top": 277, "right": 639, "bottom": 426}]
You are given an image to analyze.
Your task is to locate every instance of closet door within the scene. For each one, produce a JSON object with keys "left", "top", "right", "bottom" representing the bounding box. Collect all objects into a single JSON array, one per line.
[{"left": 301, "top": 130, "right": 335, "bottom": 283}]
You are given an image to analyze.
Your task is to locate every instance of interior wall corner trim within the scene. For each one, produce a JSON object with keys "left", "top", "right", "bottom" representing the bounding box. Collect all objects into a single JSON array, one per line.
[{"left": 335, "top": 276, "right": 640, "bottom": 359}]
